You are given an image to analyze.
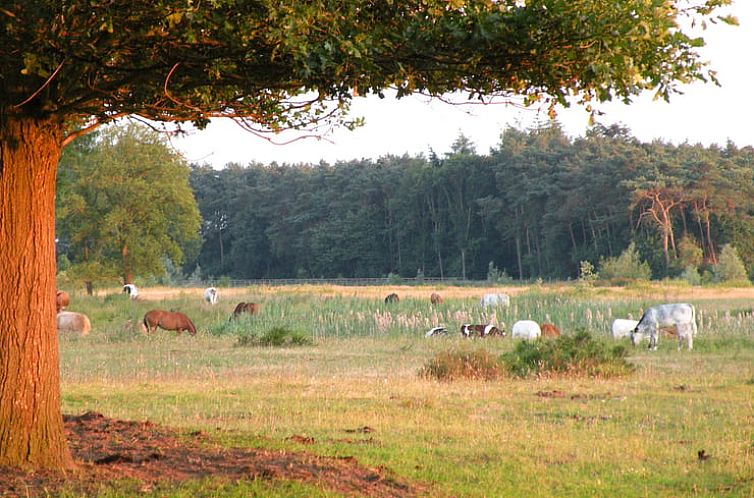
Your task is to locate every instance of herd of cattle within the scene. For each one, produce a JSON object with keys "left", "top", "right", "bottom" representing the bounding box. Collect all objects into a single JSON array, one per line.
[{"left": 55, "top": 286, "right": 699, "bottom": 350}]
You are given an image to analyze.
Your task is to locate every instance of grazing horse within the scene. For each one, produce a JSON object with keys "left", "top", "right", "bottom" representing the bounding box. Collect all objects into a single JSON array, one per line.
[
  {"left": 540, "top": 323, "right": 561, "bottom": 338},
  {"left": 203, "top": 287, "right": 219, "bottom": 305},
  {"left": 56, "top": 290, "right": 70, "bottom": 312},
  {"left": 143, "top": 309, "right": 197, "bottom": 336},
  {"left": 632, "top": 303, "right": 697, "bottom": 350},
  {"left": 384, "top": 293, "right": 400, "bottom": 304},
  {"left": 123, "top": 284, "right": 138, "bottom": 299},
  {"left": 232, "top": 302, "right": 259, "bottom": 318},
  {"left": 57, "top": 311, "right": 91, "bottom": 336},
  {"left": 430, "top": 293, "right": 443, "bottom": 305}
]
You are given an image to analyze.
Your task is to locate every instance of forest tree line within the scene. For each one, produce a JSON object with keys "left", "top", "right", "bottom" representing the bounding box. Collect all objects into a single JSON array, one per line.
[
  {"left": 56, "top": 123, "right": 754, "bottom": 284},
  {"left": 188, "top": 123, "right": 754, "bottom": 282}
]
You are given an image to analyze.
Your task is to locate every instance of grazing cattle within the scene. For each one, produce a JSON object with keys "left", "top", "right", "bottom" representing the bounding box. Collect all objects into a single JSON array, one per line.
[
  {"left": 540, "top": 323, "right": 561, "bottom": 338},
  {"left": 123, "top": 284, "right": 138, "bottom": 299},
  {"left": 631, "top": 303, "right": 697, "bottom": 351},
  {"left": 57, "top": 311, "right": 91, "bottom": 336},
  {"left": 425, "top": 326, "right": 447, "bottom": 337},
  {"left": 56, "top": 290, "right": 70, "bottom": 312},
  {"left": 430, "top": 293, "right": 444, "bottom": 305},
  {"left": 512, "top": 320, "right": 541, "bottom": 340},
  {"left": 461, "top": 323, "right": 505, "bottom": 337},
  {"left": 611, "top": 319, "right": 640, "bottom": 339},
  {"left": 232, "top": 302, "right": 259, "bottom": 318},
  {"left": 203, "top": 287, "right": 219, "bottom": 305},
  {"left": 385, "top": 293, "right": 400, "bottom": 304},
  {"left": 480, "top": 293, "right": 510, "bottom": 308},
  {"left": 143, "top": 309, "right": 197, "bottom": 336}
]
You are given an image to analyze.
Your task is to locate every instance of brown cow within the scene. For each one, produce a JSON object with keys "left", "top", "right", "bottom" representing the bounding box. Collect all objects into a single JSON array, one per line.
[
  {"left": 232, "top": 302, "right": 259, "bottom": 318},
  {"left": 540, "top": 323, "right": 561, "bottom": 338},
  {"left": 143, "top": 309, "right": 197, "bottom": 336},
  {"left": 57, "top": 311, "right": 91, "bottom": 336},
  {"left": 461, "top": 324, "right": 505, "bottom": 337},
  {"left": 56, "top": 290, "right": 70, "bottom": 312},
  {"left": 384, "top": 293, "right": 400, "bottom": 304},
  {"left": 430, "top": 292, "right": 443, "bottom": 305}
]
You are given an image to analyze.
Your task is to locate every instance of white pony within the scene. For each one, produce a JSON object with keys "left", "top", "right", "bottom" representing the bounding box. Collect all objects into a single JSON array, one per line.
[
  {"left": 122, "top": 284, "right": 138, "bottom": 300},
  {"left": 203, "top": 286, "right": 219, "bottom": 305}
]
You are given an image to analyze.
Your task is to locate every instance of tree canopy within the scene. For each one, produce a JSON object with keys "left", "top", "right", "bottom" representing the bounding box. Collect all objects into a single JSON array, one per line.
[
  {"left": 56, "top": 123, "right": 201, "bottom": 288},
  {"left": 2, "top": 0, "right": 735, "bottom": 140}
]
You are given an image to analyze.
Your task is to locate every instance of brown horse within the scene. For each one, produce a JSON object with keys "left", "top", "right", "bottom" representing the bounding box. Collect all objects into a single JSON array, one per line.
[
  {"left": 143, "top": 309, "right": 197, "bottom": 336},
  {"left": 56, "top": 290, "right": 70, "bottom": 312},
  {"left": 232, "top": 302, "right": 259, "bottom": 318},
  {"left": 540, "top": 323, "right": 561, "bottom": 338},
  {"left": 384, "top": 293, "right": 400, "bottom": 304}
]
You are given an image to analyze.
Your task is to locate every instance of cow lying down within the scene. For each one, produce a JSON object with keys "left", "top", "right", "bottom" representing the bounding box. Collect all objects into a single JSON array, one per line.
[{"left": 631, "top": 303, "right": 697, "bottom": 350}]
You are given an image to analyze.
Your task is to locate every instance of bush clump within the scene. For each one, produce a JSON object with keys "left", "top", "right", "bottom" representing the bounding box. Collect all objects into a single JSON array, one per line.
[
  {"left": 712, "top": 244, "right": 750, "bottom": 285},
  {"left": 236, "top": 327, "right": 313, "bottom": 347},
  {"left": 501, "top": 330, "right": 634, "bottom": 379},
  {"left": 598, "top": 242, "right": 652, "bottom": 283},
  {"left": 419, "top": 348, "right": 503, "bottom": 381}
]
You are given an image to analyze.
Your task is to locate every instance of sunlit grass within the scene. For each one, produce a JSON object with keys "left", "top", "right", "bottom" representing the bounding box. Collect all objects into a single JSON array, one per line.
[{"left": 58, "top": 284, "right": 754, "bottom": 497}]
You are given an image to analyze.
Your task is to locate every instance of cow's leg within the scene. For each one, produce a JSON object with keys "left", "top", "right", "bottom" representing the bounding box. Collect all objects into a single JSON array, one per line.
[{"left": 649, "top": 329, "right": 658, "bottom": 350}]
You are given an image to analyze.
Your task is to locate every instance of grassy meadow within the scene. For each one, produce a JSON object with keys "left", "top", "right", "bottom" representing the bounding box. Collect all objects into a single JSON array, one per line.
[{"left": 57, "top": 283, "right": 754, "bottom": 497}]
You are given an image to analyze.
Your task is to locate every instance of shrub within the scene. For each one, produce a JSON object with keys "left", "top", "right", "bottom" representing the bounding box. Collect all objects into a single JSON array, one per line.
[
  {"left": 236, "top": 327, "right": 313, "bottom": 347},
  {"left": 712, "top": 244, "right": 750, "bottom": 285},
  {"left": 598, "top": 242, "right": 652, "bottom": 282},
  {"left": 500, "top": 330, "right": 634, "bottom": 378},
  {"left": 419, "top": 348, "right": 504, "bottom": 381},
  {"left": 208, "top": 316, "right": 253, "bottom": 336},
  {"left": 386, "top": 272, "right": 402, "bottom": 285},
  {"left": 680, "top": 265, "right": 702, "bottom": 286},
  {"left": 487, "top": 261, "right": 513, "bottom": 284},
  {"left": 578, "top": 261, "right": 598, "bottom": 286}
]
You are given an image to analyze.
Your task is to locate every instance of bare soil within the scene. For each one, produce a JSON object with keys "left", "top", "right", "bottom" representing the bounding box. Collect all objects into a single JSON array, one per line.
[{"left": 0, "top": 412, "right": 425, "bottom": 497}]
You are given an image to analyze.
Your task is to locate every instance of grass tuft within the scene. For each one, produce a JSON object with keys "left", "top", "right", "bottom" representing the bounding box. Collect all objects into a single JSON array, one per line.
[
  {"left": 236, "top": 327, "right": 313, "bottom": 347},
  {"left": 419, "top": 348, "right": 504, "bottom": 381}
]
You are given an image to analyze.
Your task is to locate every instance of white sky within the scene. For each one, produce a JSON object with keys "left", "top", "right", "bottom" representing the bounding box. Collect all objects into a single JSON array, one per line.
[{"left": 173, "top": 1, "right": 753, "bottom": 168}]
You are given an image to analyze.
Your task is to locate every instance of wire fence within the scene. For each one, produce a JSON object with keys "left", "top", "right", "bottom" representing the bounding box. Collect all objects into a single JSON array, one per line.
[{"left": 171, "top": 276, "right": 499, "bottom": 288}]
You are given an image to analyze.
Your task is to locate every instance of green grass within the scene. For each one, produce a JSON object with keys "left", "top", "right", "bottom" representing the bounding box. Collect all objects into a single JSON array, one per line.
[{"left": 57, "top": 285, "right": 754, "bottom": 497}]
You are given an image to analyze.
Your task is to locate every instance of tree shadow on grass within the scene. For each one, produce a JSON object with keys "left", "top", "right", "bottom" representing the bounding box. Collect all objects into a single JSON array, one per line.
[{"left": 0, "top": 412, "right": 426, "bottom": 497}]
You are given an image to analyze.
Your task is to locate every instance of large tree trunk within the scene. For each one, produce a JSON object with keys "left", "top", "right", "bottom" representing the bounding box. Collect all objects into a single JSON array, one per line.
[{"left": 0, "top": 116, "right": 73, "bottom": 470}]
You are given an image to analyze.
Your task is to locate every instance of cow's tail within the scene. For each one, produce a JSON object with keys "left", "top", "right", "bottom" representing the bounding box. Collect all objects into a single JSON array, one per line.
[{"left": 691, "top": 304, "right": 698, "bottom": 336}]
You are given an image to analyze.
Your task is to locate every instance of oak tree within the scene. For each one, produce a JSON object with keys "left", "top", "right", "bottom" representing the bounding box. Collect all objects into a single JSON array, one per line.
[{"left": 0, "top": 0, "right": 733, "bottom": 470}]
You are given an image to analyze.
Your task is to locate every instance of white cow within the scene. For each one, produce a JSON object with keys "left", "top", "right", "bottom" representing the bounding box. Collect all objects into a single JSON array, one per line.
[
  {"left": 512, "top": 320, "right": 541, "bottom": 340},
  {"left": 122, "top": 284, "right": 138, "bottom": 299},
  {"left": 480, "top": 293, "right": 510, "bottom": 308},
  {"left": 611, "top": 319, "right": 639, "bottom": 339},
  {"left": 57, "top": 311, "right": 92, "bottom": 336},
  {"left": 203, "top": 286, "right": 219, "bottom": 305},
  {"left": 631, "top": 303, "right": 697, "bottom": 351}
]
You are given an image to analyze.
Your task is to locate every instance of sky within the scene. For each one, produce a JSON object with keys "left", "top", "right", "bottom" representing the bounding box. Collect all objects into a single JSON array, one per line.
[{"left": 173, "top": 1, "right": 754, "bottom": 168}]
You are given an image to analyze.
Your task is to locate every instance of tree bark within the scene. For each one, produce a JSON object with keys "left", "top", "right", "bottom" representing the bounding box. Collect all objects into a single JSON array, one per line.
[{"left": 0, "top": 116, "right": 73, "bottom": 469}]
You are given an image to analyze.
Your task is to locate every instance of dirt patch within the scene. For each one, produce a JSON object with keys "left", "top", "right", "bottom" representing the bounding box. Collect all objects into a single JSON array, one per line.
[{"left": 0, "top": 412, "right": 426, "bottom": 497}]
